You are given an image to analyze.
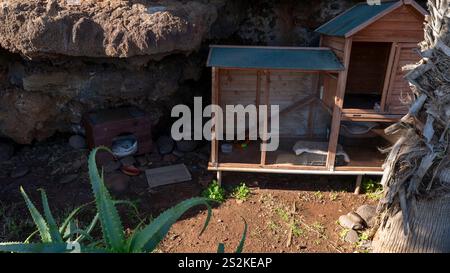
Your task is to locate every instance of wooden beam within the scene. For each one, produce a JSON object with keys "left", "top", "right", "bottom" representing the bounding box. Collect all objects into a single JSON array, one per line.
[
  {"left": 380, "top": 42, "right": 397, "bottom": 112},
  {"left": 216, "top": 171, "right": 223, "bottom": 186},
  {"left": 210, "top": 67, "right": 220, "bottom": 166},
  {"left": 316, "top": 98, "right": 333, "bottom": 115},
  {"left": 207, "top": 163, "right": 383, "bottom": 176},
  {"left": 384, "top": 43, "right": 402, "bottom": 113},
  {"left": 308, "top": 74, "right": 322, "bottom": 137},
  {"left": 260, "top": 70, "right": 270, "bottom": 166},
  {"left": 326, "top": 37, "right": 352, "bottom": 171},
  {"left": 354, "top": 175, "right": 363, "bottom": 195},
  {"left": 279, "top": 96, "right": 316, "bottom": 117}
]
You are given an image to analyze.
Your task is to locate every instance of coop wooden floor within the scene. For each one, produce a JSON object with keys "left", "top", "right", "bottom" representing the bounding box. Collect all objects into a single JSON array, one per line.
[{"left": 214, "top": 137, "right": 385, "bottom": 173}]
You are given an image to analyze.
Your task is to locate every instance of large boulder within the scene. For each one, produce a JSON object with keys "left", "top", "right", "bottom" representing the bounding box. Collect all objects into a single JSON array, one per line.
[
  {"left": 0, "top": 0, "right": 218, "bottom": 58},
  {"left": 0, "top": 88, "right": 62, "bottom": 143}
]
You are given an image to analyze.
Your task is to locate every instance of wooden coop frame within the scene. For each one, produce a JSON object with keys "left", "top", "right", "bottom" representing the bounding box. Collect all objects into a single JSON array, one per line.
[{"left": 206, "top": 0, "right": 427, "bottom": 190}]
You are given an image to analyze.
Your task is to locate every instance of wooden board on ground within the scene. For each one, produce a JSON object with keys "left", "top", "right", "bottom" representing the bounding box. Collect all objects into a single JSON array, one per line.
[{"left": 145, "top": 164, "right": 192, "bottom": 188}]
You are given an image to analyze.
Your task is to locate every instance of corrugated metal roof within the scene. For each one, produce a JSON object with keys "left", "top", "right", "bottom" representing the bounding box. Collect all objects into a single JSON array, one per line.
[
  {"left": 315, "top": 1, "right": 399, "bottom": 37},
  {"left": 207, "top": 46, "right": 344, "bottom": 71}
]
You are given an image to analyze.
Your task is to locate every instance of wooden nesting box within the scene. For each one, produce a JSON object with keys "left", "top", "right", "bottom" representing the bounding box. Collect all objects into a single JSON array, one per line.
[
  {"left": 83, "top": 107, "right": 153, "bottom": 157},
  {"left": 206, "top": 0, "right": 427, "bottom": 185}
]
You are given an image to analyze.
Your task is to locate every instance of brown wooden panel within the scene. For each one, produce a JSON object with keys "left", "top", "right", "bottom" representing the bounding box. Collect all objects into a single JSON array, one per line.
[
  {"left": 385, "top": 43, "right": 421, "bottom": 114},
  {"left": 321, "top": 35, "right": 345, "bottom": 61},
  {"left": 219, "top": 69, "right": 322, "bottom": 138},
  {"left": 322, "top": 74, "right": 337, "bottom": 109},
  {"left": 352, "top": 6, "right": 424, "bottom": 42}
]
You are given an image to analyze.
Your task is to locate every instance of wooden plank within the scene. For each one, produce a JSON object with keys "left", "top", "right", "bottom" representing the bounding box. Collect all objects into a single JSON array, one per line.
[
  {"left": 326, "top": 37, "right": 352, "bottom": 171},
  {"left": 308, "top": 74, "right": 321, "bottom": 137},
  {"left": 384, "top": 43, "right": 419, "bottom": 114},
  {"left": 322, "top": 74, "right": 338, "bottom": 109},
  {"left": 260, "top": 71, "right": 270, "bottom": 165},
  {"left": 381, "top": 42, "right": 398, "bottom": 111},
  {"left": 354, "top": 175, "right": 363, "bottom": 195},
  {"left": 211, "top": 67, "right": 219, "bottom": 165},
  {"left": 208, "top": 163, "right": 383, "bottom": 175},
  {"left": 146, "top": 164, "right": 192, "bottom": 188},
  {"left": 279, "top": 96, "right": 316, "bottom": 117},
  {"left": 345, "top": 1, "right": 403, "bottom": 37},
  {"left": 341, "top": 113, "right": 402, "bottom": 122}
]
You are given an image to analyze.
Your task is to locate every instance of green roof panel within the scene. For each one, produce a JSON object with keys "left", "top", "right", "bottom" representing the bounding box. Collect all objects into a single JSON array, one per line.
[
  {"left": 207, "top": 46, "right": 344, "bottom": 71},
  {"left": 315, "top": 1, "right": 398, "bottom": 37}
]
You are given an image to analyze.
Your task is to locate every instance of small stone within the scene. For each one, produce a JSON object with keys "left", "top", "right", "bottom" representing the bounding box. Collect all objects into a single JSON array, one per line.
[
  {"left": 10, "top": 166, "right": 29, "bottom": 178},
  {"left": 105, "top": 172, "right": 130, "bottom": 193},
  {"left": 157, "top": 135, "right": 174, "bottom": 155},
  {"left": 59, "top": 174, "right": 78, "bottom": 184},
  {"left": 103, "top": 160, "right": 121, "bottom": 173},
  {"left": 344, "top": 229, "right": 359, "bottom": 244},
  {"left": 71, "top": 159, "right": 83, "bottom": 171},
  {"left": 175, "top": 140, "right": 197, "bottom": 152},
  {"left": 0, "top": 142, "right": 14, "bottom": 162},
  {"left": 69, "top": 135, "right": 87, "bottom": 150},
  {"left": 347, "top": 212, "right": 366, "bottom": 229},
  {"left": 163, "top": 154, "right": 177, "bottom": 162},
  {"left": 120, "top": 156, "right": 136, "bottom": 166},
  {"left": 356, "top": 205, "right": 377, "bottom": 227},
  {"left": 338, "top": 214, "right": 364, "bottom": 230}
]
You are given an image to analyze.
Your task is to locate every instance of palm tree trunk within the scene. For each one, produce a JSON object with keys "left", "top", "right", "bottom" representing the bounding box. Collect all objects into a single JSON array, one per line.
[
  {"left": 373, "top": 196, "right": 450, "bottom": 252},
  {"left": 372, "top": 0, "right": 450, "bottom": 252}
]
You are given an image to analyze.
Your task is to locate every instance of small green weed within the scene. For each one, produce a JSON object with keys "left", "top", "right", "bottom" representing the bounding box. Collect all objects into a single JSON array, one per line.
[
  {"left": 232, "top": 183, "right": 251, "bottom": 202},
  {"left": 202, "top": 180, "right": 226, "bottom": 202},
  {"left": 275, "top": 207, "right": 290, "bottom": 222},
  {"left": 362, "top": 178, "right": 383, "bottom": 200}
]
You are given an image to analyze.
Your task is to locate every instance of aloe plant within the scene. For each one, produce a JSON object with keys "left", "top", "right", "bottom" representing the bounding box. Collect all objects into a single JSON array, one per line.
[{"left": 0, "top": 147, "right": 246, "bottom": 253}]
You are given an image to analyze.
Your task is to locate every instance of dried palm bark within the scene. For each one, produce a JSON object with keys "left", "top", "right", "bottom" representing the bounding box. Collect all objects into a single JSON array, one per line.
[{"left": 373, "top": 0, "right": 450, "bottom": 252}]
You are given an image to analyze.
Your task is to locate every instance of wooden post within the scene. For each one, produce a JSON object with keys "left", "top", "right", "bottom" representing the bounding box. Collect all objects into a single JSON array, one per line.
[
  {"left": 216, "top": 171, "right": 223, "bottom": 186},
  {"left": 308, "top": 73, "right": 321, "bottom": 137},
  {"left": 354, "top": 175, "right": 363, "bottom": 195},
  {"left": 380, "top": 42, "right": 397, "bottom": 112},
  {"left": 211, "top": 67, "right": 220, "bottom": 166},
  {"left": 260, "top": 70, "right": 270, "bottom": 165},
  {"left": 326, "top": 37, "right": 352, "bottom": 171}
]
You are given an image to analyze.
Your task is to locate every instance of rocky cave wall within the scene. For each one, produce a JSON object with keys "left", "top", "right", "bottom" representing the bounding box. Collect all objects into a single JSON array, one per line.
[{"left": 0, "top": 0, "right": 375, "bottom": 144}]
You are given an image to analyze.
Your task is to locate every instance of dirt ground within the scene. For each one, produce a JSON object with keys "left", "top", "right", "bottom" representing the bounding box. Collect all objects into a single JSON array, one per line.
[{"left": 0, "top": 136, "right": 377, "bottom": 253}]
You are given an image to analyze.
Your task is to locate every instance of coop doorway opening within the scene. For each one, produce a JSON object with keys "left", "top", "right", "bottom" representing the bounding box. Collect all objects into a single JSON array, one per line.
[{"left": 343, "top": 42, "right": 392, "bottom": 110}]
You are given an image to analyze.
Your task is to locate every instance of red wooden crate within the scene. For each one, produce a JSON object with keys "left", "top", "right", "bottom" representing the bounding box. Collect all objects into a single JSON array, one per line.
[{"left": 82, "top": 107, "right": 153, "bottom": 162}]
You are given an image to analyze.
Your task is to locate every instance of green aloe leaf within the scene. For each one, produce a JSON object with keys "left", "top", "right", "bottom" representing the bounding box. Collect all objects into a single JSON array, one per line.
[
  {"left": 63, "top": 220, "right": 77, "bottom": 241},
  {"left": 59, "top": 202, "right": 92, "bottom": 234},
  {"left": 217, "top": 243, "right": 225, "bottom": 253},
  {"left": 24, "top": 230, "right": 39, "bottom": 243},
  {"left": 88, "top": 147, "right": 125, "bottom": 252},
  {"left": 235, "top": 218, "right": 247, "bottom": 253},
  {"left": 38, "top": 189, "right": 63, "bottom": 243},
  {"left": 75, "top": 213, "right": 99, "bottom": 243},
  {"left": 130, "top": 197, "right": 212, "bottom": 252},
  {"left": 0, "top": 242, "right": 69, "bottom": 253},
  {"left": 19, "top": 187, "right": 52, "bottom": 243}
]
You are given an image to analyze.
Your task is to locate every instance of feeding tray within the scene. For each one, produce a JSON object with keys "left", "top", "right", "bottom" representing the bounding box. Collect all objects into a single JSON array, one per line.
[{"left": 145, "top": 164, "right": 192, "bottom": 188}]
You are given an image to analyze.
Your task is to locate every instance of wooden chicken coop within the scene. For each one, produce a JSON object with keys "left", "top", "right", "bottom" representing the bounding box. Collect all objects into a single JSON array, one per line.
[{"left": 206, "top": 0, "right": 427, "bottom": 189}]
